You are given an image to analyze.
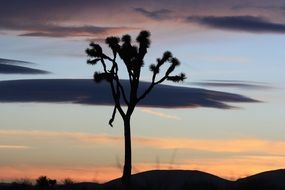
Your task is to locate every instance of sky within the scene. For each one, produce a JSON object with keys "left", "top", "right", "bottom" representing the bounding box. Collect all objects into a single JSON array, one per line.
[{"left": 0, "top": 0, "right": 285, "bottom": 183}]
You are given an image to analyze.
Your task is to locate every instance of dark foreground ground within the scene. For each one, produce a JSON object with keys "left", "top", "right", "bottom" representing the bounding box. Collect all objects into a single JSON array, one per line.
[{"left": 0, "top": 169, "right": 284, "bottom": 190}]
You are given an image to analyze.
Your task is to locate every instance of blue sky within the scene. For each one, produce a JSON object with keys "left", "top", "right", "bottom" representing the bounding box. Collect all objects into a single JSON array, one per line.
[{"left": 0, "top": 0, "right": 285, "bottom": 182}]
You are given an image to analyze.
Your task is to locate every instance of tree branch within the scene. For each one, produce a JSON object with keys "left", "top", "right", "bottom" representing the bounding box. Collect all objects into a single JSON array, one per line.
[
  {"left": 137, "top": 66, "right": 172, "bottom": 103},
  {"left": 100, "top": 57, "right": 108, "bottom": 73},
  {"left": 101, "top": 54, "right": 130, "bottom": 106},
  {"left": 116, "top": 79, "right": 129, "bottom": 105},
  {"left": 109, "top": 105, "right": 117, "bottom": 127},
  {"left": 137, "top": 71, "right": 157, "bottom": 103},
  {"left": 110, "top": 80, "right": 125, "bottom": 118}
]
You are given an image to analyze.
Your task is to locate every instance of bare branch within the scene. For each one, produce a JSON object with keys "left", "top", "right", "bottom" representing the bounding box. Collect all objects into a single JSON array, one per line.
[
  {"left": 101, "top": 52, "right": 128, "bottom": 121},
  {"left": 100, "top": 58, "right": 108, "bottom": 73},
  {"left": 103, "top": 52, "right": 134, "bottom": 85},
  {"left": 116, "top": 79, "right": 129, "bottom": 105},
  {"left": 137, "top": 82, "right": 154, "bottom": 103},
  {"left": 137, "top": 70, "right": 157, "bottom": 103},
  {"left": 110, "top": 80, "right": 125, "bottom": 118},
  {"left": 109, "top": 105, "right": 117, "bottom": 127},
  {"left": 87, "top": 58, "right": 101, "bottom": 65},
  {"left": 138, "top": 56, "right": 182, "bottom": 103},
  {"left": 104, "top": 53, "right": 130, "bottom": 106}
]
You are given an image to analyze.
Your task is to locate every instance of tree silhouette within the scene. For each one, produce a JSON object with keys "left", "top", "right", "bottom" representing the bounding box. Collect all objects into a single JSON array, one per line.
[{"left": 86, "top": 30, "right": 186, "bottom": 183}]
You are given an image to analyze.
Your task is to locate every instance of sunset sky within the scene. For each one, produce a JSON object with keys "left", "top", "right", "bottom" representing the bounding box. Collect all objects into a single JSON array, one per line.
[{"left": 0, "top": 0, "right": 285, "bottom": 183}]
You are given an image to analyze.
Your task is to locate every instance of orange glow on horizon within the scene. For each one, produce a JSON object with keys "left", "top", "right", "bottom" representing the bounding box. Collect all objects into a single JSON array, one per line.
[
  {"left": 1, "top": 129, "right": 285, "bottom": 183},
  {"left": 0, "top": 165, "right": 121, "bottom": 183},
  {"left": 1, "top": 156, "right": 284, "bottom": 183}
]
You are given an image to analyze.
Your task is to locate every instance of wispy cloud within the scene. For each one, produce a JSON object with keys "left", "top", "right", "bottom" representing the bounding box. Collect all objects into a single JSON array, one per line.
[
  {"left": 133, "top": 8, "right": 172, "bottom": 20},
  {"left": 141, "top": 108, "right": 181, "bottom": 120},
  {"left": 1, "top": 129, "right": 285, "bottom": 155},
  {"left": 187, "top": 16, "right": 285, "bottom": 34},
  {"left": 134, "top": 137, "right": 285, "bottom": 155},
  {"left": 0, "top": 20, "right": 135, "bottom": 38},
  {"left": 231, "top": 3, "right": 285, "bottom": 11},
  {"left": 19, "top": 25, "right": 135, "bottom": 38},
  {"left": 0, "top": 145, "right": 31, "bottom": 149},
  {"left": 189, "top": 54, "right": 250, "bottom": 64},
  {"left": 0, "top": 58, "right": 32, "bottom": 65},
  {"left": 189, "top": 80, "right": 272, "bottom": 90},
  {"left": 0, "top": 130, "right": 121, "bottom": 144}
]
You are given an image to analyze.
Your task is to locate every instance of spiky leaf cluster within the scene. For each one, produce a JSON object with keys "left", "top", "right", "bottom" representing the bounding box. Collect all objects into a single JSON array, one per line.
[
  {"left": 167, "top": 73, "right": 186, "bottom": 82},
  {"left": 161, "top": 51, "right": 172, "bottom": 64},
  {"left": 86, "top": 43, "right": 102, "bottom": 58},
  {"left": 149, "top": 51, "right": 183, "bottom": 78},
  {"left": 149, "top": 63, "right": 159, "bottom": 73},
  {"left": 136, "top": 31, "right": 150, "bottom": 48},
  {"left": 165, "top": 57, "right": 180, "bottom": 76},
  {"left": 93, "top": 72, "right": 113, "bottom": 83},
  {"left": 119, "top": 35, "right": 139, "bottom": 69},
  {"left": 105, "top": 37, "right": 120, "bottom": 53}
]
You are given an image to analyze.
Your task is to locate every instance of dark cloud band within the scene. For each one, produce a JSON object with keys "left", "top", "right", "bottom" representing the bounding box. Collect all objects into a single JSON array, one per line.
[
  {"left": 0, "top": 58, "right": 49, "bottom": 74},
  {"left": 1, "top": 1, "right": 285, "bottom": 37},
  {"left": 0, "top": 79, "right": 259, "bottom": 109},
  {"left": 187, "top": 16, "right": 285, "bottom": 33},
  {"left": 0, "top": 0, "right": 136, "bottom": 37}
]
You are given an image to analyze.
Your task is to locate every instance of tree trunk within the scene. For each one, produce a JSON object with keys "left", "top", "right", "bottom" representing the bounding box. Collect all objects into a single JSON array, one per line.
[{"left": 122, "top": 117, "right": 132, "bottom": 184}]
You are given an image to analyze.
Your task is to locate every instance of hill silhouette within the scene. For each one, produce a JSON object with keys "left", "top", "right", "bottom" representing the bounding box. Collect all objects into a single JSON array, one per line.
[
  {"left": 1, "top": 169, "right": 284, "bottom": 190},
  {"left": 104, "top": 169, "right": 285, "bottom": 190},
  {"left": 104, "top": 170, "right": 232, "bottom": 190},
  {"left": 236, "top": 169, "right": 285, "bottom": 190}
]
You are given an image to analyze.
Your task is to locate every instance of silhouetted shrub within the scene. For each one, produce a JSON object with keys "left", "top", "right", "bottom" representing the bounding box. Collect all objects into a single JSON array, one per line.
[
  {"left": 48, "top": 179, "right": 57, "bottom": 187},
  {"left": 36, "top": 176, "right": 49, "bottom": 188},
  {"left": 35, "top": 176, "right": 57, "bottom": 189},
  {"left": 63, "top": 178, "right": 74, "bottom": 185},
  {"left": 10, "top": 179, "right": 33, "bottom": 190}
]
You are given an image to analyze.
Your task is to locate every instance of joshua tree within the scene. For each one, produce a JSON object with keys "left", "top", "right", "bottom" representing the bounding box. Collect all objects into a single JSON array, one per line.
[{"left": 86, "top": 31, "right": 186, "bottom": 183}]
